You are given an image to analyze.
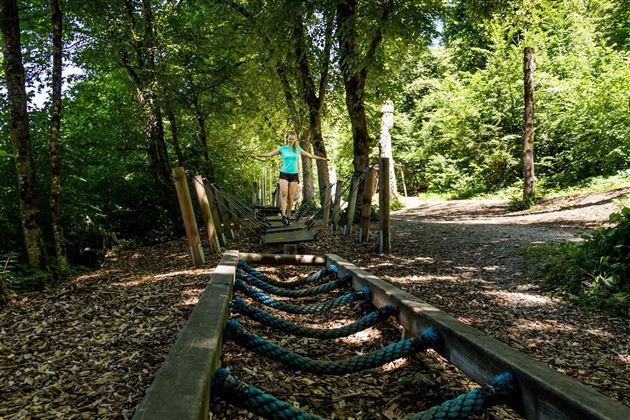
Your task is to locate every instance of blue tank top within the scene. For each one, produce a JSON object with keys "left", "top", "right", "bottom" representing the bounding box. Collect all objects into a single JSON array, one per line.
[{"left": 278, "top": 145, "right": 302, "bottom": 174}]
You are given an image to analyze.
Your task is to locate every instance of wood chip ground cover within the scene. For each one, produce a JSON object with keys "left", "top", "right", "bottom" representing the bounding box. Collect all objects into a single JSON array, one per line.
[{"left": 1, "top": 190, "right": 628, "bottom": 419}]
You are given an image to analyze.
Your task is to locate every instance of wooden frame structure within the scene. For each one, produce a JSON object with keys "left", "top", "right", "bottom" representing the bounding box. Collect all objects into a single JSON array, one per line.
[{"left": 133, "top": 252, "right": 630, "bottom": 419}]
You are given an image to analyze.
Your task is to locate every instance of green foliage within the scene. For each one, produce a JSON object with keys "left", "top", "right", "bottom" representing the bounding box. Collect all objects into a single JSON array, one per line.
[
  {"left": 507, "top": 195, "right": 535, "bottom": 212},
  {"left": 530, "top": 208, "right": 630, "bottom": 318},
  {"left": 391, "top": 0, "right": 630, "bottom": 197}
]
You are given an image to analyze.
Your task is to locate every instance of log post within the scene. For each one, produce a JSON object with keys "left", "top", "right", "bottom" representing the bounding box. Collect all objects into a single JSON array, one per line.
[
  {"left": 343, "top": 174, "right": 360, "bottom": 236},
  {"left": 322, "top": 185, "right": 332, "bottom": 226},
  {"left": 252, "top": 182, "right": 258, "bottom": 205},
  {"left": 358, "top": 166, "right": 377, "bottom": 242},
  {"left": 397, "top": 164, "right": 408, "bottom": 197},
  {"left": 378, "top": 158, "right": 391, "bottom": 253},
  {"left": 172, "top": 167, "right": 205, "bottom": 266},
  {"left": 379, "top": 100, "right": 397, "bottom": 197},
  {"left": 192, "top": 176, "right": 220, "bottom": 253},
  {"left": 206, "top": 184, "right": 226, "bottom": 246},
  {"left": 330, "top": 180, "right": 344, "bottom": 230},
  {"left": 523, "top": 47, "right": 536, "bottom": 201}
]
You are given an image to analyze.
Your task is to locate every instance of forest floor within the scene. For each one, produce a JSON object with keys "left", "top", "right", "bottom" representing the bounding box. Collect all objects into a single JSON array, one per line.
[{"left": 1, "top": 188, "right": 629, "bottom": 419}]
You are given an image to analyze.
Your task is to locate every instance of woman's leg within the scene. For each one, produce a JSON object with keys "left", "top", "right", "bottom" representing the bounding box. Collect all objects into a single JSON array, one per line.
[
  {"left": 279, "top": 178, "right": 289, "bottom": 216},
  {"left": 287, "top": 181, "right": 299, "bottom": 219}
]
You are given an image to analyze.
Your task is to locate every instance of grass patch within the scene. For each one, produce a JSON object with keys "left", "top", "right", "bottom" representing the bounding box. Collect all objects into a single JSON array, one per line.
[{"left": 525, "top": 208, "right": 630, "bottom": 319}]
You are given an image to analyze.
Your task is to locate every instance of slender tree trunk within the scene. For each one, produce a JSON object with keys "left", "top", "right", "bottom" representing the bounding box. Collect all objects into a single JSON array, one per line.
[
  {"left": 276, "top": 60, "right": 315, "bottom": 202},
  {"left": 299, "top": 129, "right": 315, "bottom": 202},
  {"left": 336, "top": 0, "right": 371, "bottom": 175},
  {"left": 165, "top": 102, "right": 184, "bottom": 166},
  {"left": 48, "top": 0, "right": 67, "bottom": 271},
  {"left": 293, "top": 11, "right": 333, "bottom": 206},
  {"left": 523, "top": 47, "right": 535, "bottom": 200},
  {"left": 1, "top": 0, "right": 49, "bottom": 272},
  {"left": 192, "top": 95, "right": 214, "bottom": 181}
]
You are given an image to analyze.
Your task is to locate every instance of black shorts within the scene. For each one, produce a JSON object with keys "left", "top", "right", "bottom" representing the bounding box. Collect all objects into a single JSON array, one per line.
[{"left": 279, "top": 172, "right": 300, "bottom": 183}]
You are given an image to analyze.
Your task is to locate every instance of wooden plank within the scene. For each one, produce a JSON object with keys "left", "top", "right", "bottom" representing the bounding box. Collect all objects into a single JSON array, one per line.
[
  {"left": 238, "top": 252, "right": 326, "bottom": 266},
  {"left": 261, "top": 229, "right": 316, "bottom": 245},
  {"left": 133, "top": 250, "right": 238, "bottom": 420},
  {"left": 266, "top": 223, "right": 309, "bottom": 233},
  {"left": 325, "top": 254, "right": 630, "bottom": 420}
]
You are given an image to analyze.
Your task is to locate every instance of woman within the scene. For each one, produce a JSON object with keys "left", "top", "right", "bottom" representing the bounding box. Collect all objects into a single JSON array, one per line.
[{"left": 251, "top": 131, "right": 327, "bottom": 224}]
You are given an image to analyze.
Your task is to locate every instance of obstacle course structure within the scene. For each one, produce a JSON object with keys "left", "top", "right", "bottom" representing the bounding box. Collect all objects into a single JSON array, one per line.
[{"left": 133, "top": 251, "right": 630, "bottom": 419}]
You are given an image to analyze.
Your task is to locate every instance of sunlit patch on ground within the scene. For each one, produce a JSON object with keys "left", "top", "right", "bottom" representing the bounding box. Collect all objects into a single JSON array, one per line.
[{"left": 482, "top": 290, "right": 556, "bottom": 307}]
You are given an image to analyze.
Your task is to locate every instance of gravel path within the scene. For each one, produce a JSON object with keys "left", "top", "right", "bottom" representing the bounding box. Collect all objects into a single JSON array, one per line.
[{"left": 307, "top": 189, "right": 630, "bottom": 409}]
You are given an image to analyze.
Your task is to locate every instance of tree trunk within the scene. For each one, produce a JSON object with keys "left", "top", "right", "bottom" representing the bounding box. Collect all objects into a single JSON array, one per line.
[
  {"left": 1, "top": 0, "right": 49, "bottom": 272},
  {"left": 275, "top": 61, "right": 314, "bottom": 202},
  {"left": 293, "top": 11, "right": 332, "bottom": 206},
  {"left": 300, "top": 128, "right": 315, "bottom": 202},
  {"left": 165, "top": 102, "right": 184, "bottom": 166},
  {"left": 48, "top": 0, "right": 67, "bottom": 271},
  {"left": 336, "top": 0, "right": 372, "bottom": 175},
  {"left": 523, "top": 47, "right": 535, "bottom": 200}
]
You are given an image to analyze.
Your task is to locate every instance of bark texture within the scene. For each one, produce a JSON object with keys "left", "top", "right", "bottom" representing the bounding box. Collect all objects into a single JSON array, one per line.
[
  {"left": 48, "top": 0, "right": 67, "bottom": 271},
  {"left": 1, "top": 0, "right": 49, "bottom": 271},
  {"left": 523, "top": 47, "right": 536, "bottom": 200}
]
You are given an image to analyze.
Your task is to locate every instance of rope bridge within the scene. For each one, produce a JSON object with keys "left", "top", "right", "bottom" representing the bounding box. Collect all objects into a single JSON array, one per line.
[{"left": 216, "top": 263, "right": 515, "bottom": 418}]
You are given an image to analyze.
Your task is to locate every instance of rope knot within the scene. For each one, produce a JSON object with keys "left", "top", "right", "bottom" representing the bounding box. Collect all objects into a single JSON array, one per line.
[{"left": 379, "top": 304, "right": 398, "bottom": 317}]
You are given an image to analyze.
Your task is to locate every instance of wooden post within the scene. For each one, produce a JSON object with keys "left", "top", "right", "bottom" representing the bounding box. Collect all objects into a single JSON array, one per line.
[
  {"left": 379, "top": 100, "right": 397, "bottom": 197},
  {"left": 523, "top": 47, "right": 536, "bottom": 201},
  {"left": 283, "top": 244, "right": 298, "bottom": 255},
  {"left": 330, "top": 180, "right": 344, "bottom": 230},
  {"left": 262, "top": 169, "right": 267, "bottom": 206},
  {"left": 172, "top": 167, "right": 205, "bottom": 266},
  {"left": 397, "top": 165, "right": 408, "bottom": 197},
  {"left": 206, "top": 185, "right": 226, "bottom": 246},
  {"left": 213, "top": 188, "right": 234, "bottom": 239},
  {"left": 358, "top": 166, "right": 377, "bottom": 242},
  {"left": 192, "top": 175, "right": 220, "bottom": 253},
  {"left": 252, "top": 182, "right": 258, "bottom": 205},
  {"left": 343, "top": 174, "right": 360, "bottom": 236},
  {"left": 379, "top": 158, "right": 391, "bottom": 253},
  {"left": 321, "top": 185, "right": 332, "bottom": 226}
]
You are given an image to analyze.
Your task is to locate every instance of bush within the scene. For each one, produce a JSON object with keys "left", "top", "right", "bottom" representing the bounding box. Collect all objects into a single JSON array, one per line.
[{"left": 531, "top": 208, "right": 630, "bottom": 317}]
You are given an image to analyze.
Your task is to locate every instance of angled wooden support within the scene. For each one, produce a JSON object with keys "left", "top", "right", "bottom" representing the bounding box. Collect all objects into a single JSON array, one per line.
[
  {"left": 330, "top": 180, "right": 344, "bottom": 230},
  {"left": 325, "top": 254, "right": 630, "bottom": 420},
  {"left": 358, "top": 166, "right": 378, "bottom": 242},
  {"left": 193, "top": 175, "right": 220, "bottom": 253},
  {"left": 132, "top": 250, "right": 238, "bottom": 420},
  {"left": 343, "top": 174, "right": 360, "bottom": 236},
  {"left": 172, "top": 167, "right": 205, "bottom": 266},
  {"left": 205, "top": 184, "right": 226, "bottom": 246}
]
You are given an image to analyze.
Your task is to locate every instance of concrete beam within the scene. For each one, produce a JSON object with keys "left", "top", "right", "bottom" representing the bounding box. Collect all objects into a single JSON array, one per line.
[
  {"left": 133, "top": 250, "right": 239, "bottom": 420},
  {"left": 326, "top": 254, "right": 630, "bottom": 420},
  {"left": 238, "top": 252, "right": 326, "bottom": 266}
]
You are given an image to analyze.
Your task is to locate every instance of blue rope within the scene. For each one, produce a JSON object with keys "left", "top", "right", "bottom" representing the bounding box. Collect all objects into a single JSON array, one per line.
[
  {"left": 232, "top": 297, "right": 398, "bottom": 339},
  {"left": 238, "top": 260, "right": 338, "bottom": 289},
  {"left": 212, "top": 368, "right": 323, "bottom": 420},
  {"left": 224, "top": 319, "right": 438, "bottom": 375},
  {"left": 237, "top": 269, "right": 351, "bottom": 297},
  {"left": 404, "top": 372, "right": 515, "bottom": 419},
  {"left": 234, "top": 279, "right": 371, "bottom": 314}
]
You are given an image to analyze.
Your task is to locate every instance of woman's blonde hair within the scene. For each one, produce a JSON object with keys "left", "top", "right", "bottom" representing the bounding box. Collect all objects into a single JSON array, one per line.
[{"left": 285, "top": 130, "right": 298, "bottom": 151}]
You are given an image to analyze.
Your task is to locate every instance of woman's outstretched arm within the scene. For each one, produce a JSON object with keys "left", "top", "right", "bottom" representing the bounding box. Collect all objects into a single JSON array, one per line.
[
  {"left": 301, "top": 150, "right": 328, "bottom": 161},
  {"left": 251, "top": 149, "right": 280, "bottom": 158}
]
